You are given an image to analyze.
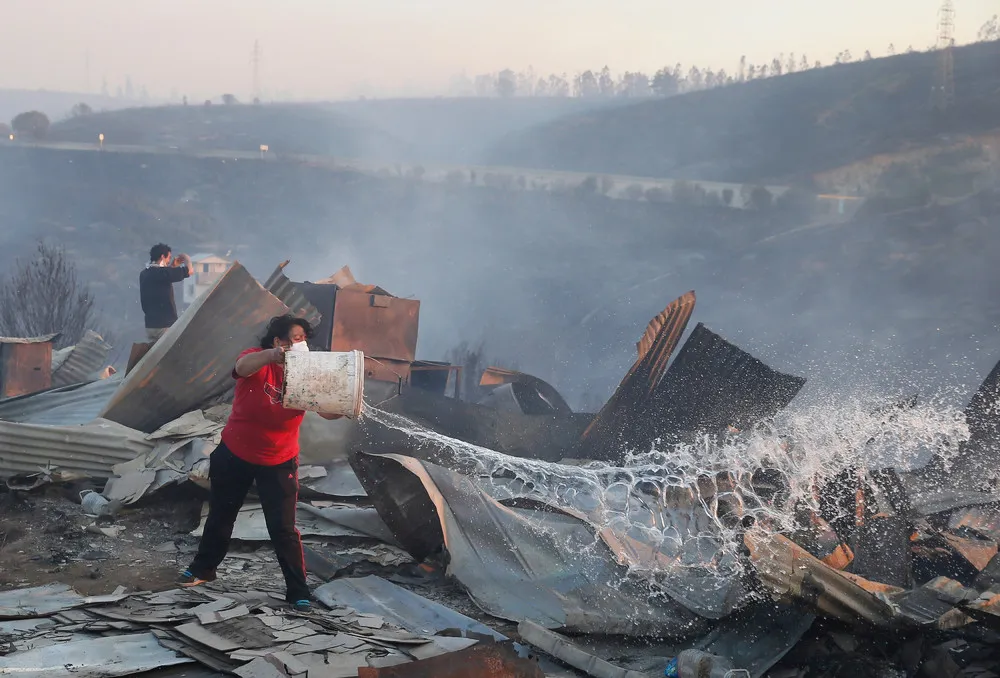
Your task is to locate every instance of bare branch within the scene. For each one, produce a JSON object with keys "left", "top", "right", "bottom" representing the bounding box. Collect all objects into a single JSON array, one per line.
[{"left": 0, "top": 242, "right": 97, "bottom": 349}]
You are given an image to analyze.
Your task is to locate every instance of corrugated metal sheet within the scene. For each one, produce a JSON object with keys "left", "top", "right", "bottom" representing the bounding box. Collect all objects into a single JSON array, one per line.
[
  {"left": 100, "top": 262, "right": 289, "bottom": 433},
  {"left": 636, "top": 291, "right": 697, "bottom": 375},
  {"left": 642, "top": 323, "right": 806, "bottom": 445},
  {"left": 579, "top": 291, "right": 696, "bottom": 460},
  {"left": 351, "top": 452, "right": 708, "bottom": 637},
  {"left": 51, "top": 331, "right": 112, "bottom": 387},
  {"left": 0, "top": 378, "right": 121, "bottom": 425},
  {"left": 264, "top": 262, "right": 323, "bottom": 328},
  {"left": 745, "top": 532, "right": 896, "bottom": 626},
  {"left": 0, "top": 417, "right": 154, "bottom": 479}
]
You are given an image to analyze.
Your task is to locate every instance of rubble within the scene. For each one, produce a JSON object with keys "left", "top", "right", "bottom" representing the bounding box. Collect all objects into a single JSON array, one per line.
[{"left": 5, "top": 261, "right": 1000, "bottom": 676}]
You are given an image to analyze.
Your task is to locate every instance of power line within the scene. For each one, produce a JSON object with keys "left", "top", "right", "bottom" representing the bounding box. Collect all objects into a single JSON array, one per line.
[
  {"left": 251, "top": 40, "right": 263, "bottom": 103},
  {"left": 933, "top": 0, "right": 956, "bottom": 111}
]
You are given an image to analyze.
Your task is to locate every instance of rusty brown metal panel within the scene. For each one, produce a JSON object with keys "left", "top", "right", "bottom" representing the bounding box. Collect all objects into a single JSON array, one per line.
[
  {"left": 357, "top": 643, "right": 544, "bottom": 678},
  {"left": 363, "top": 356, "right": 411, "bottom": 385},
  {"left": 125, "top": 342, "right": 154, "bottom": 376},
  {"left": 100, "top": 262, "right": 289, "bottom": 433},
  {"left": 578, "top": 291, "right": 695, "bottom": 459},
  {"left": 480, "top": 366, "right": 519, "bottom": 387},
  {"left": 330, "top": 289, "right": 419, "bottom": 363},
  {"left": 0, "top": 342, "right": 53, "bottom": 398}
]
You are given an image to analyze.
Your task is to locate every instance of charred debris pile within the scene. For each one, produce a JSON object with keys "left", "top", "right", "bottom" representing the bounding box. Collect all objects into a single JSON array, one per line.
[{"left": 1, "top": 262, "right": 1000, "bottom": 677}]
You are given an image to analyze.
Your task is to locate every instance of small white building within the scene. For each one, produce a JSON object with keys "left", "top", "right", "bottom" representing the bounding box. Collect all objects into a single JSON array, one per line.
[{"left": 182, "top": 253, "right": 234, "bottom": 305}]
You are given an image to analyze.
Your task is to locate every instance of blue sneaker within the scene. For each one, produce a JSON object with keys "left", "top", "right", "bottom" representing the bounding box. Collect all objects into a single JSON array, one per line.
[
  {"left": 177, "top": 570, "right": 215, "bottom": 587},
  {"left": 292, "top": 599, "right": 312, "bottom": 613}
]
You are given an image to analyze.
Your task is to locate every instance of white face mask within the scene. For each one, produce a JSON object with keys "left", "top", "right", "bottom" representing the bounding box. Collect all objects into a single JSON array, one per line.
[{"left": 288, "top": 341, "right": 310, "bottom": 353}]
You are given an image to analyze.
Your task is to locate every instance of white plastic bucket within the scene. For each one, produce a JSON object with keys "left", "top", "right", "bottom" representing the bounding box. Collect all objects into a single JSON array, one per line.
[{"left": 283, "top": 350, "right": 365, "bottom": 418}]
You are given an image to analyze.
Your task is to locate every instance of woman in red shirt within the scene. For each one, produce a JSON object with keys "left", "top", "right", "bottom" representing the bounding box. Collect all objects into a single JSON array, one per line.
[{"left": 178, "top": 314, "right": 343, "bottom": 612}]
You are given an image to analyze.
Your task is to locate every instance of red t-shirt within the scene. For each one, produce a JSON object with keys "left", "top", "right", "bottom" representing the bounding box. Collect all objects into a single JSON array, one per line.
[{"left": 222, "top": 348, "right": 305, "bottom": 466}]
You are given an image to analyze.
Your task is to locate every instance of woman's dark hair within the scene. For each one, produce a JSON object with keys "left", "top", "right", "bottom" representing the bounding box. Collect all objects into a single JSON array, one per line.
[{"left": 259, "top": 314, "right": 313, "bottom": 349}]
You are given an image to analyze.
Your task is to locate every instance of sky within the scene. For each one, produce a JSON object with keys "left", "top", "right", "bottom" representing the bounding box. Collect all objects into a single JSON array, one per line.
[{"left": 1, "top": 0, "right": 996, "bottom": 101}]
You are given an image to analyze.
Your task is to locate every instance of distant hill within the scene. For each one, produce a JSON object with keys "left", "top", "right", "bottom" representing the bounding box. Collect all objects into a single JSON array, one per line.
[
  {"left": 323, "top": 97, "right": 630, "bottom": 164},
  {"left": 47, "top": 104, "right": 409, "bottom": 160},
  {"left": 46, "top": 97, "right": 626, "bottom": 166},
  {"left": 487, "top": 41, "right": 1000, "bottom": 186},
  {"left": 0, "top": 89, "right": 147, "bottom": 126}
]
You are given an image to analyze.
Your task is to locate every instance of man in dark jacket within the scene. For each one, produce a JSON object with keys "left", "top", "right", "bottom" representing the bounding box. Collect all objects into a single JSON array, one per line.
[{"left": 140, "top": 243, "right": 193, "bottom": 341}]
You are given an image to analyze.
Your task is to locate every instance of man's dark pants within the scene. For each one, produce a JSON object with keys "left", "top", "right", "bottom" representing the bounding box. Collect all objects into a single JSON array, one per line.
[{"left": 188, "top": 442, "right": 309, "bottom": 602}]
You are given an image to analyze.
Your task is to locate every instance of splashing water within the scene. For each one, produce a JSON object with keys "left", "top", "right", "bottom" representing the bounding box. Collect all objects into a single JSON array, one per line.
[{"left": 360, "top": 395, "right": 969, "bottom": 613}]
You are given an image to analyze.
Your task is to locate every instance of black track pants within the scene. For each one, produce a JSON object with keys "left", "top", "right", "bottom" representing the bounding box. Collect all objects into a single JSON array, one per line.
[{"left": 188, "top": 442, "right": 309, "bottom": 602}]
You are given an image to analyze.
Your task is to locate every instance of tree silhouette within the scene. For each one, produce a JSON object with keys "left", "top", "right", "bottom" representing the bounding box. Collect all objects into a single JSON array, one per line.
[
  {"left": 574, "top": 70, "right": 600, "bottom": 97},
  {"left": 11, "top": 111, "right": 50, "bottom": 139},
  {"left": 598, "top": 66, "right": 616, "bottom": 97},
  {"left": 979, "top": 15, "right": 1000, "bottom": 42},
  {"left": 548, "top": 74, "right": 570, "bottom": 97},
  {"left": 0, "top": 242, "right": 99, "bottom": 349},
  {"left": 496, "top": 69, "right": 517, "bottom": 98},
  {"left": 651, "top": 67, "right": 679, "bottom": 97}
]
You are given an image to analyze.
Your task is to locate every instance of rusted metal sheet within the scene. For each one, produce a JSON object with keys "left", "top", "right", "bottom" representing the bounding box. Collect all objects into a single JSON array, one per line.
[
  {"left": 331, "top": 289, "right": 419, "bottom": 363},
  {"left": 0, "top": 334, "right": 59, "bottom": 345},
  {"left": 125, "top": 342, "right": 153, "bottom": 375},
  {"left": 478, "top": 367, "right": 572, "bottom": 416},
  {"left": 324, "top": 264, "right": 356, "bottom": 287},
  {"left": 949, "top": 506, "right": 1000, "bottom": 542},
  {"left": 364, "top": 356, "right": 411, "bottom": 385},
  {"left": 357, "top": 642, "right": 544, "bottom": 678},
  {"left": 0, "top": 417, "right": 154, "bottom": 479},
  {"left": 263, "top": 261, "right": 323, "bottom": 328},
  {"left": 0, "top": 338, "right": 55, "bottom": 399},
  {"left": 745, "top": 532, "right": 898, "bottom": 626},
  {"left": 943, "top": 531, "right": 999, "bottom": 571},
  {"left": 578, "top": 291, "right": 695, "bottom": 459},
  {"left": 100, "top": 262, "right": 289, "bottom": 433},
  {"left": 51, "top": 331, "right": 112, "bottom": 387}
]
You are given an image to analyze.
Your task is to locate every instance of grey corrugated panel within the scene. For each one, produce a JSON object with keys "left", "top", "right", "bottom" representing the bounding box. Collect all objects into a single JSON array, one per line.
[
  {"left": 352, "top": 453, "right": 710, "bottom": 637},
  {"left": 51, "top": 331, "right": 112, "bottom": 387},
  {"left": 0, "top": 417, "right": 154, "bottom": 479},
  {"left": 99, "top": 263, "right": 289, "bottom": 433},
  {"left": 264, "top": 264, "right": 323, "bottom": 328},
  {"left": 0, "top": 378, "right": 121, "bottom": 426}
]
